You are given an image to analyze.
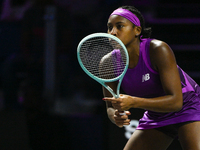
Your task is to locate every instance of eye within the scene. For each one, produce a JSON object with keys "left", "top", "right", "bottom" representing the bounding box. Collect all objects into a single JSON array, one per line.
[
  {"left": 117, "top": 24, "right": 124, "bottom": 30},
  {"left": 107, "top": 25, "right": 113, "bottom": 32}
]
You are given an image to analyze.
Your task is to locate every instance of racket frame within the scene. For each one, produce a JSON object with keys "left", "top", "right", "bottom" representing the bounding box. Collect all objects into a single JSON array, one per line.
[{"left": 77, "top": 33, "right": 129, "bottom": 99}]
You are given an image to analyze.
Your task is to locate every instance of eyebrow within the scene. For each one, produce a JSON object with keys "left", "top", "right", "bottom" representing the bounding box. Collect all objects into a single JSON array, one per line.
[{"left": 107, "top": 21, "right": 125, "bottom": 26}]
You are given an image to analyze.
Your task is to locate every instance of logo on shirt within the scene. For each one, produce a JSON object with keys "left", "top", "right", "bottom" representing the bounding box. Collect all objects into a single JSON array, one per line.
[{"left": 142, "top": 73, "right": 150, "bottom": 82}]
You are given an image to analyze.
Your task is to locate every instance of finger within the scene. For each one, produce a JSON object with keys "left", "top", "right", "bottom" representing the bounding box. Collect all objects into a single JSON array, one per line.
[
  {"left": 121, "top": 119, "right": 131, "bottom": 125},
  {"left": 102, "top": 97, "right": 120, "bottom": 102},
  {"left": 115, "top": 119, "right": 131, "bottom": 127},
  {"left": 114, "top": 114, "right": 128, "bottom": 119},
  {"left": 115, "top": 120, "right": 126, "bottom": 125},
  {"left": 115, "top": 118, "right": 130, "bottom": 123},
  {"left": 124, "top": 119, "right": 131, "bottom": 123},
  {"left": 123, "top": 122, "right": 131, "bottom": 126}
]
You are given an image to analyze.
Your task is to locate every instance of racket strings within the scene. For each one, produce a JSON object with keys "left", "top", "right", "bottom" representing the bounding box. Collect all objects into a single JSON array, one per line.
[{"left": 79, "top": 37, "right": 127, "bottom": 80}]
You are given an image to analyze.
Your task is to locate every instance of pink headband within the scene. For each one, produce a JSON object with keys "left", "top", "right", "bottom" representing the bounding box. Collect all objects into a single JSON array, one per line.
[{"left": 110, "top": 8, "right": 140, "bottom": 26}]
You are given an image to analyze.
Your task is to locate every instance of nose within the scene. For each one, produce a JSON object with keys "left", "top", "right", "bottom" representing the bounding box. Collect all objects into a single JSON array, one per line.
[{"left": 110, "top": 27, "right": 117, "bottom": 36}]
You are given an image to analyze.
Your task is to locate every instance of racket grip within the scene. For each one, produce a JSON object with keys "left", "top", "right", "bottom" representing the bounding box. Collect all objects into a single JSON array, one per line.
[{"left": 119, "top": 111, "right": 126, "bottom": 115}]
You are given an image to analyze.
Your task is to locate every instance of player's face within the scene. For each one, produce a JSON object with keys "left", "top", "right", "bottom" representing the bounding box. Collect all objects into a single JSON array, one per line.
[{"left": 107, "top": 15, "right": 140, "bottom": 48}]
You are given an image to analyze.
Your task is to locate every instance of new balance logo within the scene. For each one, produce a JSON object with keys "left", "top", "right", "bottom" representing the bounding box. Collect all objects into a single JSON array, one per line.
[{"left": 142, "top": 73, "right": 150, "bottom": 82}]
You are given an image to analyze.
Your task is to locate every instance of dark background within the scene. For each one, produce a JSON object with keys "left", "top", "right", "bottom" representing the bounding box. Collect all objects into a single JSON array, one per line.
[{"left": 0, "top": 0, "right": 199, "bottom": 149}]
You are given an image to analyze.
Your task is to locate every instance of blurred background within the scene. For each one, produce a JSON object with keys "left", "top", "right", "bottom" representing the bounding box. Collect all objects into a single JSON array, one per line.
[{"left": 0, "top": 0, "right": 199, "bottom": 149}]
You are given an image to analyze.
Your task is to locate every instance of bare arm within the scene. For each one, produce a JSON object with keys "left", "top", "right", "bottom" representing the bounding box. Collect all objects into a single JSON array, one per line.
[
  {"left": 103, "top": 81, "right": 117, "bottom": 124},
  {"left": 136, "top": 40, "right": 183, "bottom": 112}
]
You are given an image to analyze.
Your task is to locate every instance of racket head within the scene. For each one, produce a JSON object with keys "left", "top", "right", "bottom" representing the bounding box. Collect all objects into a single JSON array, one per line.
[{"left": 77, "top": 32, "right": 129, "bottom": 87}]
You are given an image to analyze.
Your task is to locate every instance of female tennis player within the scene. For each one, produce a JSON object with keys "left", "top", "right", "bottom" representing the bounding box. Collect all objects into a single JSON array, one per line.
[{"left": 103, "top": 5, "right": 200, "bottom": 150}]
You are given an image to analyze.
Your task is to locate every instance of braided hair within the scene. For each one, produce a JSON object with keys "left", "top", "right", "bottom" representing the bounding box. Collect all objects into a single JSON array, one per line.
[{"left": 120, "top": 5, "right": 152, "bottom": 39}]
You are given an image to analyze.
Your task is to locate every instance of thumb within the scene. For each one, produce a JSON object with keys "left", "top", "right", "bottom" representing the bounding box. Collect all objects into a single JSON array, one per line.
[{"left": 125, "top": 111, "right": 131, "bottom": 115}]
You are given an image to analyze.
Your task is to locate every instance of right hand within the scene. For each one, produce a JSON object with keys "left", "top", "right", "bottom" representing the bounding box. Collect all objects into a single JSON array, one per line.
[{"left": 114, "top": 110, "right": 131, "bottom": 128}]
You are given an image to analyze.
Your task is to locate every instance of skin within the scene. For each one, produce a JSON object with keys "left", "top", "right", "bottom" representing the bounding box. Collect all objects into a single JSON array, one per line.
[{"left": 103, "top": 14, "right": 200, "bottom": 150}]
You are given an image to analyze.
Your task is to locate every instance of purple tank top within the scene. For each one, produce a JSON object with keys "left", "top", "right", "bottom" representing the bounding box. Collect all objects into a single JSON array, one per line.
[
  {"left": 121, "top": 38, "right": 165, "bottom": 98},
  {"left": 121, "top": 38, "right": 200, "bottom": 129}
]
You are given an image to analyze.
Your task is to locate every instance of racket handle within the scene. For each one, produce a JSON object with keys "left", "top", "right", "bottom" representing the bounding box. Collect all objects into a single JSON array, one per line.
[{"left": 119, "top": 111, "right": 126, "bottom": 116}]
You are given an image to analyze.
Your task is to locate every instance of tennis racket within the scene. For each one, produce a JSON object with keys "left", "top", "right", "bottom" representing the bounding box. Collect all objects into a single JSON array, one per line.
[{"left": 77, "top": 33, "right": 129, "bottom": 115}]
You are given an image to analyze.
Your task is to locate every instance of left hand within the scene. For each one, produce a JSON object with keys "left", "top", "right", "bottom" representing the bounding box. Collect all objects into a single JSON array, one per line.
[
  {"left": 103, "top": 94, "right": 134, "bottom": 111},
  {"left": 114, "top": 110, "right": 131, "bottom": 127}
]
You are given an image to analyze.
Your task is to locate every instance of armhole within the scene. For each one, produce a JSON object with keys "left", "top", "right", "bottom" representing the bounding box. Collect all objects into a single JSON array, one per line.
[{"left": 143, "top": 39, "right": 158, "bottom": 74}]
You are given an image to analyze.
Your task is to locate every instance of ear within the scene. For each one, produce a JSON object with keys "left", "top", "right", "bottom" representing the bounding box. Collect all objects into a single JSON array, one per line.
[{"left": 135, "top": 26, "right": 142, "bottom": 36}]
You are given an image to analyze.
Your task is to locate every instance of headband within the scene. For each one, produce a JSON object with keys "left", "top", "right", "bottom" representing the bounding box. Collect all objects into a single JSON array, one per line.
[{"left": 110, "top": 8, "right": 140, "bottom": 27}]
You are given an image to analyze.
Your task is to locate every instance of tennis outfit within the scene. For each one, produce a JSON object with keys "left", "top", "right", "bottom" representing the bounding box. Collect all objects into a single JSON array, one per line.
[{"left": 121, "top": 38, "right": 200, "bottom": 131}]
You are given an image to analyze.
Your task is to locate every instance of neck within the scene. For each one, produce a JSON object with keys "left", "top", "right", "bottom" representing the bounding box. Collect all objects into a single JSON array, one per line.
[{"left": 127, "top": 39, "right": 140, "bottom": 68}]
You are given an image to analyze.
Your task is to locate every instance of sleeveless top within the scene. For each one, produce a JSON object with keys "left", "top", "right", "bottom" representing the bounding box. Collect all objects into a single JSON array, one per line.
[{"left": 121, "top": 38, "right": 200, "bottom": 129}]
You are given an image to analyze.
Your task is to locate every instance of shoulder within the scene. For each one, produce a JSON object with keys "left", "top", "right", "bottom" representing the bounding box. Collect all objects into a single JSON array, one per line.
[
  {"left": 148, "top": 39, "right": 176, "bottom": 71},
  {"left": 149, "top": 39, "right": 170, "bottom": 51},
  {"left": 100, "top": 52, "right": 112, "bottom": 63},
  {"left": 99, "top": 52, "right": 112, "bottom": 70}
]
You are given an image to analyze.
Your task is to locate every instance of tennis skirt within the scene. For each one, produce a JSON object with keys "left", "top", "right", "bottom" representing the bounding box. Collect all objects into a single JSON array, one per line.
[{"left": 137, "top": 92, "right": 200, "bottom": 130}]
